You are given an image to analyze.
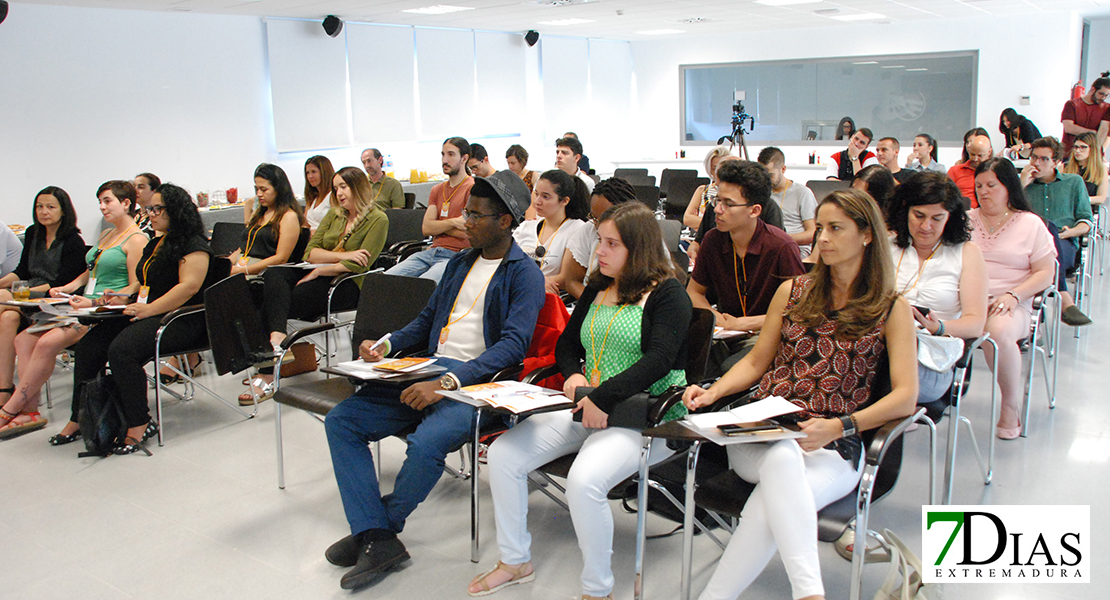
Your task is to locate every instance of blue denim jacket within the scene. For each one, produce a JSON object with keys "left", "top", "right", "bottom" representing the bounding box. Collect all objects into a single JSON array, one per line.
[{"left": 389, "top": 240, "right": 545, "bottom": 386}]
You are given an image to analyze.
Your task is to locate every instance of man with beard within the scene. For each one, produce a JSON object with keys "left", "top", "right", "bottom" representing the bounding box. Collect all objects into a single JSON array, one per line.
[{"left": 385, "top": 137, "right": 475, "bottom": 282}]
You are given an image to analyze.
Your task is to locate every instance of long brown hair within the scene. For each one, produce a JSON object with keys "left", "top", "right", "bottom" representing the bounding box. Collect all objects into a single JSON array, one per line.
[
  {"left": 304, "top": 155, "right": 337, "bottom": 210},
  {"left": 1063, "top": 132, "right": 1106, "bottom": 187},
  {"left": 249, "top": 163, "right": 307, "bottom": 235},
  {"left": 586, "top": 202, "right": 674, "bottom": 305},
  {"left": 789, "top": 189, "right": 896, "bottom": 340}
]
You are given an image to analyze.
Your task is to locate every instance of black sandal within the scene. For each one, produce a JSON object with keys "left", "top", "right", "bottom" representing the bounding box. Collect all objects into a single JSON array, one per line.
[{"left": 112, "top": 436, "right": 153, "bottom": 456}]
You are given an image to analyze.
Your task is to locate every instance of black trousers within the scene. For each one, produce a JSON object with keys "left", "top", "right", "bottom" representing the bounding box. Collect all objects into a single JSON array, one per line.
[
  {"left": 71, "top": 313, "right": 206, "bottom": 427},
  {"left": 261, "top": 267, "right": 359, "bottom": 334}
]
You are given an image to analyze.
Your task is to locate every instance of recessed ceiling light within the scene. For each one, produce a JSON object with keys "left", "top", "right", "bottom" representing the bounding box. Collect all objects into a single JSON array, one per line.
[
  {"left": 852, "top": 61, "right": 878, "bottom": 65},
  {"left": 754, "top": 0, "right": 823, "bottom": 5},
  {"left": 170, "top": 6, "right": 193, "bottom": 11},
  {"left": 831, "top": 12, "right": 886, "bottom": 21},
  {"left": 881, "top": 65, "right": 905, "bottom": 69},
  {"left": 813, "top": 8, "right": 839, "bottom": 15},
  {"left": 906, "top": 68, "right": 928, "bottom": 71},
  {"left": 529, "top": 0, "right": 596, "bottom": 5},
  {"left": 537, "top": 18, "right": 595, "bottom": 25},
  {"left": 637, "top": 29, "right": 685, "bottom": 35},
  {"left": 676, "top": 17, "right": 710, "bottom": 24},
  {"left": 402, "top": 5, "right": 475, "bottom": 15}
]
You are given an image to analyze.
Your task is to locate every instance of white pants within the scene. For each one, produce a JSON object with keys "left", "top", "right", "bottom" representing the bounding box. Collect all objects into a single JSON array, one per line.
[
  {"left": 698, "top": 439, "right": 863, "bottom": 600},
  {"left": 487, "top": 410, "right": 674, "bottom": 597}
]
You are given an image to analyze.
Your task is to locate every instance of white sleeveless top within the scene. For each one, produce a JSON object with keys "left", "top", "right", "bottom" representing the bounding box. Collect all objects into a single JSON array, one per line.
[
  {"left": 512, "top": 217, "right": 588, "bottom": 277},
  {"left": 892, "top": 242, "right": 964, "bottom": 321}
]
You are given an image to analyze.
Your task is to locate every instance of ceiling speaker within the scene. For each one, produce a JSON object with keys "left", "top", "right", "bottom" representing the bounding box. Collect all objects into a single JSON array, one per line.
[
  {"left": 525, "top": 30, "right": 539, "bottom": 46},
  {"left": 322, "top": 15, "right": 343, "bottom": 38},
  {"left": 0, "top": 1, "right": 8, "bottom": 26}
]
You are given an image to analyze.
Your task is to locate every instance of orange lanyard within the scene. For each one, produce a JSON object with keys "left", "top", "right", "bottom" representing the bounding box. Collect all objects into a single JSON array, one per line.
[
  {"left": 441, "top": 176, "right": 471, "bottom": 214},
  {"left": 896, "top": 242, "right": 940, "bottom": 295},
  {"left": 732, "top": 245, "right": 748, "bottom": 317},
  {"left": 242, "top": 225, "right": 264, "bottom": 258},
  {"left": 140, "top": 237, "right": 166, "bottom": 286},
  {"left": 91, "top": 224, "right": 136, "bottom": 275},
  {"left": 588, "top": 287, "right": 629, "bottom": 384},
  {"left": 439, "top": 259, "right": 498, "bottom": 345}
]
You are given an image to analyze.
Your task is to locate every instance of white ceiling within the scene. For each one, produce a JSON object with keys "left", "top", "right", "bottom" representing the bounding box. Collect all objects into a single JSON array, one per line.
[{"left": 10, "top": 0, "right": 1110, "bottom": 39}]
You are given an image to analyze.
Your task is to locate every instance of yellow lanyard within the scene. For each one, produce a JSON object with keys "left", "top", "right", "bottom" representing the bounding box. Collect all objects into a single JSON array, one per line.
[
  {"left": 587, "top": 287, "right": 629, "bottom": 386},
  {"left": 896, "top": 242, "right": 940, "bottom": 295},
  {"left": 438, "top": 259, "right": 498, "bottom": 346},
  {"left": 732, "top": 246, "right": 749, "bottom": 317},
  {"left": 242, "top": 225, "right": 264, "bottom": 258},
  {"left": 369, "top": 180, "right": 384, "bottom": 205},
  {"left": 91, "top": 224, "right": 136, "bottom": 275},
  {"left": 537, "top": 217, "right": 566, "bottom": 255},
  {"left": 140, "top": 236, "right": 166, "bottom": 286}
]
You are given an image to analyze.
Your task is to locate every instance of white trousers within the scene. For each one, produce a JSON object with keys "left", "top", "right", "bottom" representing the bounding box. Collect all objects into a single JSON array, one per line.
[
  {"left": 487, "top": 410, "right": 674, "bottom": 597},
  {"left": 697, "top": 439, "right": 863, "bottom": 600}
]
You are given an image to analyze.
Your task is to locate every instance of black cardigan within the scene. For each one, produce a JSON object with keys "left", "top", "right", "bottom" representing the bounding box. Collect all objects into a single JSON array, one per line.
[
  {"left": 14, "top": 227, "right": 87, "bottom": 288},
  {"left": 556, "top": 277, "right": 691, "bottom": 414}
]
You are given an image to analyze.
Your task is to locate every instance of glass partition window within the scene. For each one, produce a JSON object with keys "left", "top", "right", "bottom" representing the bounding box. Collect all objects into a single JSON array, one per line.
[{"left": 681, "top": 51, "right": 977, "bottom": 145}]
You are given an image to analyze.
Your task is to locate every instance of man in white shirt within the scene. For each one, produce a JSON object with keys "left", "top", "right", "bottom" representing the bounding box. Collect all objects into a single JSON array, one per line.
[
  {"left": 555, "top": 136, "right": 595, "bottom": 193},
  {"left": 757, "top": 147, "right": 817, "bottom": 257}
]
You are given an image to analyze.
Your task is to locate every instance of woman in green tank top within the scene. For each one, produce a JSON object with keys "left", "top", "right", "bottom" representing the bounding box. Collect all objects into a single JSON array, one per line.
[
  {"left": 470, "top": 203, "right": 692, "bottom": 599},
  {"left": 0, "top": 181, "right": 147, "bottom": 441}
]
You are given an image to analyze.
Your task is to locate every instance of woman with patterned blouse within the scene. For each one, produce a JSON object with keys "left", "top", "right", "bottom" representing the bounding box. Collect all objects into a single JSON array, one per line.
[
  {"left": 470, "top": 202, "right": 691, "bottom": 600},
  {"left": 683, "top": 189, "right": 917, "bottom": 600}
]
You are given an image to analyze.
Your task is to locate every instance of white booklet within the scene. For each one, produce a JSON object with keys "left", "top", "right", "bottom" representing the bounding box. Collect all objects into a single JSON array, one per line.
[
  {"left": 330, "top": 357, "right": 441, "bottom": 380},
  {"left": 438, "top": 381, "right": 575, "bottom": 414},
  {"left": 682, "top": 396, "right": 807, "bottom": 445}
]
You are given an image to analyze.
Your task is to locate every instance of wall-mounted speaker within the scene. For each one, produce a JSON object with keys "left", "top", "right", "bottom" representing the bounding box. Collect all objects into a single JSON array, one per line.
[
  {"left": 525, "top": 30, "right": 539, "bottom": 47},
  {"left": 323, "top": 15, "right": 343, "bottom": 38},
  {"left": 0, "top": 1, "right": 9, "bottom": 26}
]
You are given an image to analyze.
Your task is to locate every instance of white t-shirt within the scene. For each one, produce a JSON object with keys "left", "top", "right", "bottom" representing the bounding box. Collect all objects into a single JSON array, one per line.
[
  {"left": 0, "top": 221, "right": 23, "bottom": 277},
  {"left": 576, "top": 169, "right": 595, "bottom": 194},
  {"left": 892, "top": 242, "right": 965, "bottom": 321},
  {"left": 772, "top": 181, "right": 817, "bottom": 258},
  {"left": 512, "top": 217, "right": 588, "bottom": 277},
  {"left": 437, "top": 256, "right": 500, "bottom": 362}
]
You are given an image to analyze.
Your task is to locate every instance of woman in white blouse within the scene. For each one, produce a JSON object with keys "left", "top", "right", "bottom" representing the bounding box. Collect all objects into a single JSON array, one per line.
[
  {"left": 303, "top": 155, "right": 338, "bottom": 233},
  {"left": 513, "top": 169, "right": 590, "bottom": 294},
  {"left": 887, "top": 172, "right": 987, "bottom": 402}
]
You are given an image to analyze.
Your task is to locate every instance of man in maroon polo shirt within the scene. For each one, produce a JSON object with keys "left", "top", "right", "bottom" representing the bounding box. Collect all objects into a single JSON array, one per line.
[
  {"left": 687, "top": 160, "right": 806, "bottom": 375},
  {"left": 1061, "top": 73, "right": 1109, "bottom": 155}
]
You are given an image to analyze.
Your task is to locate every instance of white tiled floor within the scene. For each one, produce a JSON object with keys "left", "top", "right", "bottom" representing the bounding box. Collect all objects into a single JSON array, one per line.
[{"left": 2, "top": 269, "right": 1107, "bottom": 599}]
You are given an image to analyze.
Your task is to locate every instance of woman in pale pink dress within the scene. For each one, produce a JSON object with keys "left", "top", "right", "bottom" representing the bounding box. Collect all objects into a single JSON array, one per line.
[{"left": 969, "top": 158, "right": 1056, "bottom": 439}]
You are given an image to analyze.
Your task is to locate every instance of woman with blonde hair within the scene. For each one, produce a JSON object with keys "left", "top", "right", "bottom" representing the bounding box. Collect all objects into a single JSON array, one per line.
[
  {"left": 684, "top": 145, "right": 732, "bottom": 230},
  {"left": 684, "top": 189, "right": 917, "bottom": 600},
  {"left": 243, "top": 166, "right": 388, "bottom": 403},
  {"left": 1063, "top": 131, "right": 1107, "bottom": 205}
]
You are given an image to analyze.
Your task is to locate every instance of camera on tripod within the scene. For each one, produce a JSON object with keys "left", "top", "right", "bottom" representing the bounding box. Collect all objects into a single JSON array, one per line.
[{"left": 718, "top": 91, "right": 754, "bottom": 158}]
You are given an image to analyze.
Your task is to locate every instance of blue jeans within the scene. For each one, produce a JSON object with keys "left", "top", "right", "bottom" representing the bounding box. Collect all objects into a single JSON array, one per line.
[
  {"left": 325, "top": 359, "right": 489, "bottom": 535},
  {"left": 384, "top": 246, "right": 459, "bottom": 282}
]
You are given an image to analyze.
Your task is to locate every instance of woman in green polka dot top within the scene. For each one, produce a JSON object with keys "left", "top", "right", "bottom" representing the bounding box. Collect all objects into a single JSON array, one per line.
[{"left": 470, "top": 202, "right": 692, "bottom": 599}]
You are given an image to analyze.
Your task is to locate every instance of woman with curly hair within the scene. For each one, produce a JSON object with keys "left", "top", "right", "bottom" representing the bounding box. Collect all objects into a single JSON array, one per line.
[{"left": 70, "top": 183, "right": 213, "bottom": 455}]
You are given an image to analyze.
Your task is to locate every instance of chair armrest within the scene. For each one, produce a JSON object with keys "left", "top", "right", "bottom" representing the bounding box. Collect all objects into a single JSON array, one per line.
[
  {"left": 489, "top": 363, "right": 524, "bottom": 383},
  {"left": 648, "top": 386, "right": 684, "bottom": 424},
  {"left": 863, "top": 407, "right": 926, "bottom": 467},
  {"left": 330, "top": 268, "right": 381, "bottom": 287},
  {"left": 159, "top": 303, "right": 205, "bottom": 326},
  {"left": 388, "top": 239, "right": 430, "bottom": 255},
  {"left": 522, "top": 363, "right": 561, "bottom": 385},
  {"left": 280, "top": 321, "right": 349, "bottom": 349},
  {"left": 955, "top": 333, "right": 990, "bottom": 369}
]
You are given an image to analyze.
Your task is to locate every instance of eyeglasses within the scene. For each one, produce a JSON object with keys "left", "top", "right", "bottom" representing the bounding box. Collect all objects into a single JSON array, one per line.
[
  {"left": 1030, "top": 155, "right": 1055, "bottom": 164},
  {"left": 463, "top": 210, "right": 503, "bottom": 222},
  {"left": 147, "top": 205, "right": 167, "bottom": 217},
  {"left": 1073, "top": 144, "right": 1090, "bottom": 152},
  {"left": 719, "top": 201, "right": 754, "bottom": 210}
]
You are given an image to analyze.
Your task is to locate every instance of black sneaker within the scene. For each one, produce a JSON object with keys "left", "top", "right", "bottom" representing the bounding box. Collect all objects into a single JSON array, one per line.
[
  {"left": 339, "top": 537, "right": 410, "bottom": 590},
  {"left": 325, "top": 534, "right": 359, "bottom": 568}
]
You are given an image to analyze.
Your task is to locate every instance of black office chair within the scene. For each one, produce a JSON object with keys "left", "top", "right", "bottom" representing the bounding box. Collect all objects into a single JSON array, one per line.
[
  {"left": 151, "top": 256, "right": 250, "bottom": 446},
  {"left": 209, "top": 222, "right": 245, "bottom": 256},
  {"left": 614, "top": 168, "right": 649, "bottom": 181},
  {"left": 403, "top": 192, "right": 416, "bottom": 209},
  {"left": 664, "top": 177, "right": 710, "bottom": 221},
  {"left": 634, "top": 185, "right": 661, "bottom": 211},
  {"left": 659, "top": 168, "right": 699, "bottom": 200},
  {"left": 806, "top": 179, "right": 850, "bottom": 203},
  {"left": 373, "top": 209, "right": 430, "bottom": 270}
]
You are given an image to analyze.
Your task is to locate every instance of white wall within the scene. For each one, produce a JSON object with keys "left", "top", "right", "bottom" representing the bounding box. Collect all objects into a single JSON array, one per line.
[
  {"left": 1086, "top": 17, "right": 1110, "bottom": 87},
  {"left": 0, "top": 3, "right": 274, "bottom": 233},
  {"left": 628, "top": 11, "right": 1084, "bottom": 178}
]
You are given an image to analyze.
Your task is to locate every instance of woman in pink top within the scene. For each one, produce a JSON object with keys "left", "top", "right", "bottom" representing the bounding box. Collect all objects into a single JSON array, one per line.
[{"left": 970, "top": 158, "right": 1056, "bottom": 439}]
